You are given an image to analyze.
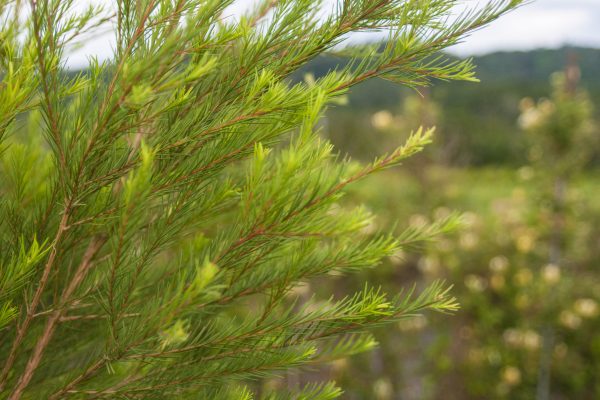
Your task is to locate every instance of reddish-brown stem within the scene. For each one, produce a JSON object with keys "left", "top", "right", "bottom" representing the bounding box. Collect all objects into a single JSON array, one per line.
[
  {"left": 8, "top": 236, "right": 106, "bottom": 400},
  {"left": 0, "top": 205, "right": 71, "bottom": 390}
]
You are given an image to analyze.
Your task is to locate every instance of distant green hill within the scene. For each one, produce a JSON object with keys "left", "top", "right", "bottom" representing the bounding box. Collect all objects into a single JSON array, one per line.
[
  {"left": 471, "top": 47, "right": 600, "bottom": 87},
  {"left": 310, "top": 46, "right": 600, "bottom": 166},
  {"left": 299, "top": 46, "right": 600, "bottom": 108}
]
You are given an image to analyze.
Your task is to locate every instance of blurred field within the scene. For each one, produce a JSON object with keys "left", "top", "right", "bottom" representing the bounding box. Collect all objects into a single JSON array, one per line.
[
  {"left": 326, "top": 167, "right": 600, "bottom": 399},
  {"left": 266, "top": 45, "right": 600, "bottom": 399}
]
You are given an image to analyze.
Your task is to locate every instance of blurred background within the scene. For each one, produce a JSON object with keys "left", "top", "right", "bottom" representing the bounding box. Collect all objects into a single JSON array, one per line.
[
  {"left": 70, "top": 1, "right": 600, "bottom": 398},
  {"left": 272, "top": 2, "right": 600, "bottom": 399}
]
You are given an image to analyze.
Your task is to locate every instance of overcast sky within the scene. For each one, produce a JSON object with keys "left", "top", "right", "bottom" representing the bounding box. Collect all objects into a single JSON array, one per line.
[
  {"left": 450, "top": 0, "right": 600, "bottom": 55},
  {"left": 67, "top": 0, "right": 600, "bottom": 67}
]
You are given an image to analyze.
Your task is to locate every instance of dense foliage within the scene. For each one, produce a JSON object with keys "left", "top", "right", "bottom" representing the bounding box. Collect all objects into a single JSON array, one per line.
[{"left": 0, "top": 0, "right": 522, "bottom": 398}]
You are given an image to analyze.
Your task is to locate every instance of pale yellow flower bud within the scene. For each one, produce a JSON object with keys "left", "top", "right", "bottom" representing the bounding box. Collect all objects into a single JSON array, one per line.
[
  {"left": 371, "top": 110, "right": 394, "bottom": 130},
  {"left": 574, "top": 298, "right": 599, "bottom": 318},
  {"left": 542, "top": 264, "right": 561, "bottom": 285},
  {"left": 560, "top": 311, "right": 582, "bottom": 329},
  {"left": 489, "top": 256, "right": 509, "bottom": 274},
  {"left": 502, "top": 366, "right": 521, "bottom": 386}
]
